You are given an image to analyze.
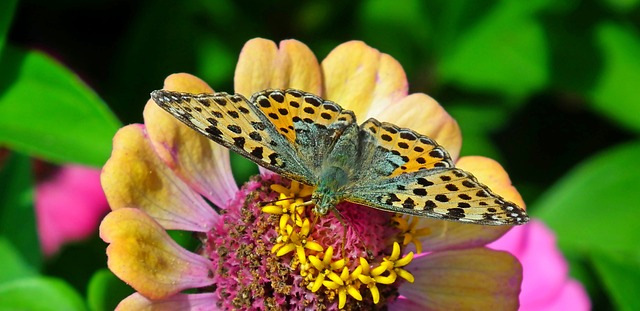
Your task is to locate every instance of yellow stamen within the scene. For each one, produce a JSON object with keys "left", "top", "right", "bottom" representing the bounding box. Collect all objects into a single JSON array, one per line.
[
  {"left": 383, "top": 242, "right": 415, "bottom": 283},
  {"left": 393, "top": 214, "right": 431, "bottom": 254}
]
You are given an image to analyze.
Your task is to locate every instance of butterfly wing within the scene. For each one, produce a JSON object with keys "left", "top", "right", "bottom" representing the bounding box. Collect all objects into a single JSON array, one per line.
[
  {"left": 346, "top": 118, "right": 528, "bottom": 225},
  {"left": 248, "top": 89, "right": 358, "bottom": 177},
  {"left": 151, "top": 90, "right": 315, "bottom": 184},
  {"left": 151, "top": 89, "right": 358, "bottom": 186}
]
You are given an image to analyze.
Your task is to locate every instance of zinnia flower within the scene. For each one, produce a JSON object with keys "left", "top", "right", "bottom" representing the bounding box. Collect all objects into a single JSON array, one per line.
[
  {"left": 100, "top": 39, "right": 526, "bottom": 310},
  {"left": 489, "top": 220, "right": 591, "bottom": 310}
]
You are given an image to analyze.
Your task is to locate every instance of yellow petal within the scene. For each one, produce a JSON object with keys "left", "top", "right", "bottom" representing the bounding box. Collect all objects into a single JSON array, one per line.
[
  {"left": 321, "top": 41, "right": 408, "bottom": 120},
  {"left": 323, "top": 279, "right": 341, "bottom": 289},
  {"left": 261, "top": 205, "right": 284, "bottom": 214},
  {"left": 305, "top": 241, "right": 324, "bottom": 252},
  {"left": 327, "top": 271, "right": 345, "bottom": 286},
  {"left": 100, "top": 209, "right": 213, "bottom": 299},
  {"left": 276, "top": 243, "right": 296, "bottom": 257},
  {"left": 396, "top": 268, "right": 415, "bottom": 283},
  {"left": 323, "top": 246, "right": 334, "bottom": 264},
  {"left": 234, "top": 38, "right": 321, "bottom": 96},
  {"left": 395, "top": 252, "right": 414, "bottom": 267},
  {"left": 297, "top": 245, "right": 308, "bottom": 264},
  {"left": 101, "top": 125, "right": 216, "bottom": 232},
  {"left": 371, "top": 93, "right": 462, "bottom": 161},
  {"left": 311, "top": 273, "right": 325, "bottom": 292},
  {"left": 401, "top": 248, "right": 522, "bottom": 310},
  {"left": 145, "top": 73, "right": 238, "bottom": 208},
  {"left": 338, "top": 289, "right": 347, "bottom": 309},
  {"left": 389, "top": 242, "right": 401, "bottom": 261},
  {"left": 369, "top": 285, "right": 380, "bottom": 304},
  {"left": 234, "top": 38, "right": 277, "bottom": 96},
  {"left": 371, "top": 264, "right": 388, "bottom": 277},
  {"left": 347, "top": 286, "right": 363, "bottom": 301},
  {"left": 359, "top": 257, "right": 371, "bottom": 274},
  {"left": 271, "top": 40, "right": 322, "bottom": 94},
  {"left": 309, "top": 255, "right": 324, "bottom": 270}
]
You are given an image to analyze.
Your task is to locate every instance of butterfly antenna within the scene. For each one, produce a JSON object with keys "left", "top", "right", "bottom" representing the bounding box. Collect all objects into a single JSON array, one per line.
[{"left": 258, "top": 196, "right": 296, "bottom": 207}]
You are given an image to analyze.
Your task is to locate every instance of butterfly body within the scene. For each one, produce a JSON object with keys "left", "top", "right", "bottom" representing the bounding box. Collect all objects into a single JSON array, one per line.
[{"left": 151, "top": 88, "right": 528, "bottom": 225}]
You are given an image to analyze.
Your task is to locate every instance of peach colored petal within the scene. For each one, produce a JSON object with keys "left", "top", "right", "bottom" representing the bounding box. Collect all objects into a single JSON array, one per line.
[
  {"left": 370, "top": 93, "right": 462, "bottom": 161},
  {"left": 100, "top": 209, "right": 214, "bottom": 299},
  {"left": 117, "top": 293, "right": 220, "bottom": 311},
  {"left": 157, "top": 72, "right": 215, "bottom": 94},
  {"left": 416, "top": 156, "right": 524, "bottom": 251},
  {"left": 400, "top": 248, "right": 521, "bottom": 310},
  {"left": 145, "top": 74, "right": 238, "bottom": 208},
  {"left": 235, "top": 38, "right": 321, "bottom": 96},
  {"left": 416, "top": 219, "right": 514, "bottom": 252},
  {"left": 321, "top": 41, "right": 408, "bottom": 119},
  {"left": 101, "top": 125, "right": 217, "bottom": 232}
]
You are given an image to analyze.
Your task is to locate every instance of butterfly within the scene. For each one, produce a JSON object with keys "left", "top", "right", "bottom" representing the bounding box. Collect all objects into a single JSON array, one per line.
[{"left": 151, "top": 88, "right": 528, "bottom": 226}]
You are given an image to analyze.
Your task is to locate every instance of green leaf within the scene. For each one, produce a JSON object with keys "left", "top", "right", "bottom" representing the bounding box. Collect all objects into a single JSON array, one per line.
[
  {"left": 0, "top": 0, "right": 17, "bottom": 54},
  {"left": 0, "top": 46, "right": 121, "bottom": 167},
  {"left": 0, "top": 277, "right": 86, "bottom": 311},
  {"left": 0, "top": 237, "right": 36, "bottom": 283},
  {"left": 438, "top": 1, "right": 549, "bottom": 98},
  {"left": 591, "top": 251, "right": 640, "bottom": 311},
  {"left": 589, "top": 22, "right": 640, "bottom": 132},
  {"left": 0, "top": 152, "right": 40, "bottom": 269},
  {"left": 358, "top": 0, "right": 431, "bottom": 72},
  {"left": 87, "top": 269, "right": 132, "bottom": 311},
  {"left": 447, "top": 103, "right": 507, "bottom": 160},
  {"left": 601, "top": 0, "right": 640, "bottom": 12},
  {"left": 533, "top": 141, "right": 640, "bottom": 256}
]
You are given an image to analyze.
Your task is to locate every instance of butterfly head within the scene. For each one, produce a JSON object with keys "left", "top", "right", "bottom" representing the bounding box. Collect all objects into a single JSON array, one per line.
[{"left": 311, "top": 190, "right": 340, "bottom": 216}]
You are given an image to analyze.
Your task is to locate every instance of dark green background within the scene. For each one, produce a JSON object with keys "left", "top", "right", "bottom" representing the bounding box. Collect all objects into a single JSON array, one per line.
[{"left": 1, "top": 0, "right": 640, "bottom": 310}]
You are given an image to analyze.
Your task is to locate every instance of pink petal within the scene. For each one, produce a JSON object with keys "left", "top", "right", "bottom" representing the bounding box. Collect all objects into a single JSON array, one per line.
[
  {"left": 388, "top": 296, "right": 432, "bottom": 311},
  {"left": 489, "top": 220, "right": 590, "bottom": 310},
  {"left": 117, "top": 293, "right": 220, "bottom": 311},
  {"left": 35, "top": 165, "right": 109, "bottom": 256}
]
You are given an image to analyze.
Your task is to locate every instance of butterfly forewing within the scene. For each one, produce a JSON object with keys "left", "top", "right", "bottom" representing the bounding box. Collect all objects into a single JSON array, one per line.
[{"left": 151, "top": 90, "right": 313, "bottom": 183}]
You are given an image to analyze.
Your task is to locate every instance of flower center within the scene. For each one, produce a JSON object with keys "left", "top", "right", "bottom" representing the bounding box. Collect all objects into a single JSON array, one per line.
[{"left": 205, "top": 174, "right": 420, "bottom": 310}]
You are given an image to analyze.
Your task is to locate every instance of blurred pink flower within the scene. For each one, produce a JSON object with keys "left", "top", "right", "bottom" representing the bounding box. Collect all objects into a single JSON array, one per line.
[
  {"left": 488, "top": 220, "right": 590, "bottom": 310},
  {"left": 35, "top": 164, "right": 110, "bottom": 256}
]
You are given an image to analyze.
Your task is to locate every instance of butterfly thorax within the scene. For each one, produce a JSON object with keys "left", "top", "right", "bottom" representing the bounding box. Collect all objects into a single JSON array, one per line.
[{"left": 312, "top": 166, "right": 351, "bottom": 215}]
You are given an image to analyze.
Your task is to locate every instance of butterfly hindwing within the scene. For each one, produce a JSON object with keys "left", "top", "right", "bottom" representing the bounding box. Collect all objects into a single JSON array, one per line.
[
  {"left": 346, "top": 167, "right": 526, "bottom": 225},
  {"left": 346, "top": 119, "right": 527, "bottom": 225},
  {"left": 151, "top": 90, "right": 314, "bottom": 183},
  {"left": 250, "top": 89, "right": 358, "bottom": 176}
]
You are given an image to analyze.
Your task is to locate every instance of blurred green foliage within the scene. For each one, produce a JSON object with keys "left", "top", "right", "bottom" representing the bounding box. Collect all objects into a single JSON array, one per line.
[{"left": 1, "top": 0, "right": 640, "bottom": 309}]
